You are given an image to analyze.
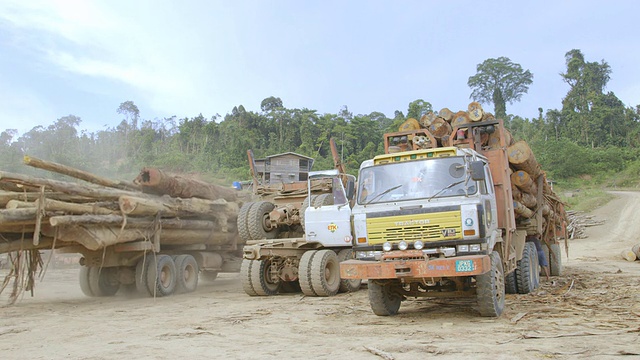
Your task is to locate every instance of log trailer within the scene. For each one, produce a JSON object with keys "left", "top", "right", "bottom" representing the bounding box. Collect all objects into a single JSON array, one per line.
[
  {"left": 340, "top": 113, "right": 567, "bottom": 316},
  {"left": 241, "top": 168, "right": 362, "bottom": 296}
]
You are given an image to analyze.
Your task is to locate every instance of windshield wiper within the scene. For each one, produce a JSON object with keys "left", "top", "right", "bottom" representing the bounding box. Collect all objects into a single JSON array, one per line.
[
  {"left": 364, "top": 184, "right": 402, "bottom": 205},
  {"left": 426, "top": 180, "right": 465, "bottom": 202}
]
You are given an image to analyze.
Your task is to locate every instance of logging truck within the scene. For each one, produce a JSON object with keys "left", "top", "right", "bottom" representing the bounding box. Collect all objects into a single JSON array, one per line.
[
  {"left": 0, "top": 158, "right": 245, "bottom": 299},
  {"left": 240, "top": 168, "right": 362, "bottom": 296},
  {"left": 340, "top": 105, "right": 567, "bottom": 317}
]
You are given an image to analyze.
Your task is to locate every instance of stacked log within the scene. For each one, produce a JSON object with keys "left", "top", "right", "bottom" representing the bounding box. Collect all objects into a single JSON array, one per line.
[{"left": 0, "top": 159, "right": 241, "bottom": 256}]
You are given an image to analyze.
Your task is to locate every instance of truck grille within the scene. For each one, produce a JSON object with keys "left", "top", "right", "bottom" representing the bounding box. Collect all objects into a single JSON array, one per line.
[{"left": 366, "top": 210, "right": 462, "bottom": 244}]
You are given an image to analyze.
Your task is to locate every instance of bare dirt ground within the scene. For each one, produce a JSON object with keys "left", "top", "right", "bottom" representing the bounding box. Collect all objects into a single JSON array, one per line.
[{"left": 1, "top": 191, "right": 639, "bottom": 360}]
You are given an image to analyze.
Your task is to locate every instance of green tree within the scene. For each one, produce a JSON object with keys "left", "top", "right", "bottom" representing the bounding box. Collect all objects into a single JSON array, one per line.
[
  {"left": 467, "top": 57, "right": 533, "bottom": 119},
  {"left": 406, "top": 99, "right": 432, "bottom": 120}
]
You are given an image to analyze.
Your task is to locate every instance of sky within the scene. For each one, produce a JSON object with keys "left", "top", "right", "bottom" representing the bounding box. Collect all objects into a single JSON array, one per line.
[{"left": 0, "top": 0, "right": 639, "bottom": 137}]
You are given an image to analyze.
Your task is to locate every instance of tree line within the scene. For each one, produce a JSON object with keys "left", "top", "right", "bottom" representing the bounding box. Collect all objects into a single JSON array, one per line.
[{"left": 1, "top": 49, "right": 639, "bottom": 186}]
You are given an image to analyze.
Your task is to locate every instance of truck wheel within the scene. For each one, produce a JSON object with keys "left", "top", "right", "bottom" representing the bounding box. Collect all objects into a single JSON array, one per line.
[
  {"left": 240, "top": 259, "right": 258, "bottom": 296},
  {"left": 299, "top": 250, "right": 318, "bottom": 296},
  {"left": 300, "top": 196, "right": 316, "bottom": 231},
  {"left": 237, "top": 202, "right": 254, "bottom": 242},
  {"left": 248, "top": 201, "right": 277, "bottom": 240},
  {"left": 250, "top": 259, "right": 280, "bottom": 296},
  {"left": 505, "top": 271, "right": 518, "bottom": 294},
  {"left": 545, "top": 243, "right": 563, "bottom": 276},
  {"left": 516, "top": 242, "right": 540, "bottom": 294},
  {"left": 175, "top": 255, "right": 199, "bottom": 293},
  {"left": 476, "top": 251, "right": 505, "bottom": 317},
  {"left": 310, "top": 249, "right": 340, "bottom": 297},
  {"left": 86, "top": 266, "right": 120, "bottom": 297},
  {"left": 368, "top": 280, "right": 402, "bottom": 316},
  {"left": 145, "top": 255, "right": 177, "bottom": 297},
  {"left": 337, "top": 249, "right": 362, "bottom": 293},
  {"left": 79, "top": 266, "right": 94, "bottom": 297},
  {"left": 312, "top": 193, "right": 334, "bottom": 207}
]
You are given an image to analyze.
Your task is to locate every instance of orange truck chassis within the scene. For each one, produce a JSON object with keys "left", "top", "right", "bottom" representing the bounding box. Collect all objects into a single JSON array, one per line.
[{"left": 340, "top": 251, "right": 491, "bottom": 280}]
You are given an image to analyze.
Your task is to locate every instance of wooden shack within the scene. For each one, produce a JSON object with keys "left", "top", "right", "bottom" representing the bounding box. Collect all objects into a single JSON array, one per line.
[{"left": 254, "top": 152, "right": 314, "bottom": 184}]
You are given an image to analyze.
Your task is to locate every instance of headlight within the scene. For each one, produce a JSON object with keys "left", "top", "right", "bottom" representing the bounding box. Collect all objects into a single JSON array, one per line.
[
  {"left": 457, "top": 244, "right": 469, "bottom": 252},
  {"left": 398, "top": 241, "right": 408, "bottom": 251},
  {"left": 382, "top": 242, "right": 392, "bottom": 251},
  {"left": 356, "top": 251, "right": 367, "bottom": 259},
  {"left": 470, "top": 244, "right": 481, "bottom": 252},
  {"left": 414, "top": 240, "right": 424, "bottom": 250}
]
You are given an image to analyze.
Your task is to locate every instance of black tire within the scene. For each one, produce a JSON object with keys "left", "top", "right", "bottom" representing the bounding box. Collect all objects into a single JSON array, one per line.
[
  {"left": 145, "top": 254, "right": 177, "bottom": 297},
  {"left": 476, "top": 251, "right": 505, "bottom": 317},
  {"left": 249, "top": 259, "right": 280, "bottom": 296},
  {"left": 88, "top": 267, "right": 120, "bottom": 297},
  {"left": 237, "top": 202, "right": 254, "bottom": 242},
  {"left": 337, "top": 249, "right": 361, "bottom": 293},
  {"left": 312, "top": 193, "right": 334, "bottom": 207},
  {"left": 310, "top": 249, "right": 341, "bottom": 297},
  {"left": 298, "top": 250, "right": 317, "bottom": 296},
  {"left": 505, "top": 270, "right": 518, "bottom": 294},
  {"left": 300, "top": 196, "right": 315, "bottom": 231},
  {"left": 135, "top": 257, "right": 149, "bottom": 294},
  {"left": 547, "top": 243, "right": 563, "bottom": 276},
  {"left": 79, "top": 266, "right": 94, "bottom": 297},
  {"left": 175, "top": 254, "right": 199, "bottom": 293},
  {"left": 368, "top": 280, "right": 402, "bottom": 316},
  {"left": 247, "top": 201, "right": 277, "bottom": 240},
  {"left": 516, "top": 242, "right": 540, "bottom": 294},
  {"left": 240, "top": 259, "right": 258, "bottom": 296}
]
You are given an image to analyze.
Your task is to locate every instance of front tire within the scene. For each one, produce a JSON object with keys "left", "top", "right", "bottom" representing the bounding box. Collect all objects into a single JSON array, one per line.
[
  {"left": 368, "top": 280, "right": 402, "bottom": 316},
  {"left": 476, "top": 251, "right": 505, "bottom": 317},
  {"left": 310, "top": 249, "right": 340, "bottom": 296},
  {"left": 249, "top": 259, "right": 280, "bottom": 296},
  {"left": 298, "top": 250, "right": 318, "bottom": 296},
  {"left": 516, "top": 242, "right": 540, "bottom": 294},
  {"left": 337, "top": 249, "right": 361, "bottom": 293},
  {"left": 546, "top": 243, "right": 563, "bottom": 276}
]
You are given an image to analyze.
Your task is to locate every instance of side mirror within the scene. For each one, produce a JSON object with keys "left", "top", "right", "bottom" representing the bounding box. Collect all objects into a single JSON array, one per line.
[
  {"left": 470, "top": 161, "right": 486, "bottom": 181},
  {"left": 346, "top": 178, "right": 355, "bottom": 201}
]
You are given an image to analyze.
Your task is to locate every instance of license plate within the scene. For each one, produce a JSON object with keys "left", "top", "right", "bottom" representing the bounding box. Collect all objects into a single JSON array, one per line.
[{"left": 455, "top": 260, "right": 474, "bottom": 272}]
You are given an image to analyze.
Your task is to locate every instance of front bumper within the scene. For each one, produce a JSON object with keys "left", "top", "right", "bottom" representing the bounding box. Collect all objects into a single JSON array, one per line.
[{"left": 340, "top": 252, "right": 490, "bottom": 279}]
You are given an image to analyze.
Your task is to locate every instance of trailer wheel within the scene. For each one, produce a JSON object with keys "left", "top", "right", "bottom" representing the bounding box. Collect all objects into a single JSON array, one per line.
[
  {"left": 145, "top": 254, "right": 177, "bottom": 297},
  {"left": 79, "top": 266, "right": 94, "bottom": 297},
  {"left": 516, "top": 242, "right": 540, "bottom": 294},
  {"left": 368, "top": 280, "right": 402, "bottom": 316},
  {"left": 240, "top": 259, "right": 258, "bottom": 296},
  {"left": 545, "top": 243, "right": 563, "bottom": 276},
  {"left": 298, "top": 250, "right": 318, "bottom": 296},
  {"left": 237, "top": 201, "right": 254, "bottom": 242},
  {"left": 476, "top": 251, "right": 505, "bottom": 317},
  {"left": 249, "top": 259, "right": 280, "bottom": 296},
  {"left": 505, "top": 270, "right": 518, "bottom": 294},
  {"left": 175, "top": 255, "right": 199, "bottom": 293},
  {"left": 337, "top": 249, "right": 362, "bottom": 293},
  {"left": 248, "top": 201, "right": 277, "bottom": 240},
  {"left": 310, "top": 249, "right": 340, "bottom": 297},
  {"left": 87, "top": 266, "right": 120, "bottom": 297}
]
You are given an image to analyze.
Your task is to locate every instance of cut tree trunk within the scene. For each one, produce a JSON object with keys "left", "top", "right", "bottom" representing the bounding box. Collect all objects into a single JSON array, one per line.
[
  {"left": 23, "top": 155, "right": 139, "bottom": 191},
  {"left": 118, "top": 195, "right": 237, "bottom": 219},
  {"left": 419, "top": 112, "right": 437, "bottom": 128},
  {"left": 507, "top": 141, "right": 541, "bottom": 178},
  {"left": 514, "top": 201, "right": 534, "bottom": 218},
  {"left": 134, "top": 168, "right": 238, "bottom": 202},
  {"left": 438, "top": 108, "right": 454, "bottom": 122},
  {"left": 510, "top": 170, "right": 538, "bottom": 194},
  {"left": 49, "top": 214, "right": 219, "bottom": 230},
  {"left": 428, "top": 118, "right": 453, "bottom": 139},
  {"left": 467, "top": 102, "right": 484, "bottom": 121},
  {"left": 451, "top": 111, "right": 471, "bottom": 127}
]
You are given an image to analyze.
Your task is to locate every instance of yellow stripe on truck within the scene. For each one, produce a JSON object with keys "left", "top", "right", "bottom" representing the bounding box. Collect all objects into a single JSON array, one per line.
[{"left": 366, "top": 210, "right": 462, "bottom": 244}]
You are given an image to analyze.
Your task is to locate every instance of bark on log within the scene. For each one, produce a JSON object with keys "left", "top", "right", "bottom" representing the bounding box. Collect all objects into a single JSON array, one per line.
[
  {"left": 0, "top": 171, "right": 145, "bottom": 201},
  {"left": 520, "top": 192, "right": 537, "bottom": 208},
  {"left": 55, "top": 225, "right": 236, "bottom": 251},
  {"left": 507, "top": 141, "right": 541, "bottom": 178},
  {"left": 514, "top": 201, "right": 534, "bottom": 218},
  {"left": 23, "top": 155, "right": 140, "bottom": 191},
  {"left": 0, "top": 237, "right": 55, "bottom": 253},
  {"left": 398, "top": 118, "right": 421, "bottom": 132},
  {"left": 419, "top": 112, "right": 437, "bottom": 128},
  {"left": 428, "top": 118, "right": 453, "bottom": 139},
  {"left": 6, "top": 200, "right": 35, "bottom": 209},
  {"left": 35, "top": 198, "right": 115, "bottom": 215},
  {"left": 510, "top": 170, "right": 538, "bottom": 194},
  {"left": 451, "top": 111, "right": 471, "bottom": 127},
  {"left": 49, "top": 214, "right": 219, "bottom": 230},
  {"left": 512, "top": 185, "right": 522, "bottom": 201},
  {"left": 482, "top": 112, "right": 495, "bottom": 121},
  {"left": 438, "top": 108, "right": 454, "bottom": 122},
  {"left": 118, "top": 195, "right": 238, "bottom": 219},
  {"left": 487, "top": 128, "right": 514, "bottom": 149},
  {"left": 134, "top": 168, "right": 238, "bottom": 202},
  {"left": 0, "top": 191, "right": 95, "bottom": 207},
  {"left": 621, "top": 250, "right": 637, "bottom": 262},
  {"left": 468, "top": 102, "right": 484, "bottom": 121}
]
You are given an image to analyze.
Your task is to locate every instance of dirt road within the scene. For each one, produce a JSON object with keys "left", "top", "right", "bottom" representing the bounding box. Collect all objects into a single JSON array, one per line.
[{"left": 1, "top": 192, "right": 639, "bottom": 359}]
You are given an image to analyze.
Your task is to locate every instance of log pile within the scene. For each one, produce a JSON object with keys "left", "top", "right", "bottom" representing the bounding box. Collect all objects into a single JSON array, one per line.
[
  {"left": 0, "top": 156, "right": 241, "bottom": 255},
  {"left": 565, "top": 210, "right": 605, "bottom": 239}
]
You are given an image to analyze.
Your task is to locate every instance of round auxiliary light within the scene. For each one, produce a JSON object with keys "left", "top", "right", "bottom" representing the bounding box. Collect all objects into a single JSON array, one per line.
[
  {"left": 398, "top": 241, "right": 408, "bottom": 251},
  {"left": 414, "top": 240, "right": 424, "bottom": 250},
  {"left": 382, "top": 242, "right": 393, "bottom": 252}
]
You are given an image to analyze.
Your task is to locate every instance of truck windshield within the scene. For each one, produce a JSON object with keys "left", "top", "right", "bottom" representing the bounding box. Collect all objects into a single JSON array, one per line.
[{"left": 357, "top": 157, "right": 477, "bottom": 205}]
